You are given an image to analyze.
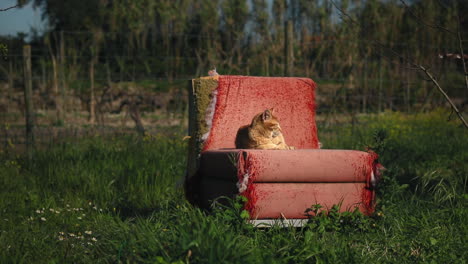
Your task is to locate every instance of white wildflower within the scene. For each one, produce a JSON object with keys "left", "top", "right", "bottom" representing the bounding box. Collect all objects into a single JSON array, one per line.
[
  {"left": 91, "top": 237, "right": 97, "bottom": 242},
  {"left": 40, "top": 217, "right": 46, "bottom": 221},
  {"left": 77, "top": 217, "right": 82, "bottom": 220},
  {"left": 85, "top": 231, "right": 92, "bottom": 235}
]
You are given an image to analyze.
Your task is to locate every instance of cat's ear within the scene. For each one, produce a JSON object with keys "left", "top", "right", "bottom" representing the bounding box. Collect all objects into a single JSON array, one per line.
[
  {"left": 270, "top": 108, "right": 275, "bottom": 115},
  {"left": 262, "top": 109, "right": 272, "bottom": 121}
]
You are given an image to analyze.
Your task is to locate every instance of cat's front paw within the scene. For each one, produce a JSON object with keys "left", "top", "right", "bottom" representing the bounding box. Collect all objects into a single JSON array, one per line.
[{"left": 288, "top": 146, "right": 295, "bottom": 150}]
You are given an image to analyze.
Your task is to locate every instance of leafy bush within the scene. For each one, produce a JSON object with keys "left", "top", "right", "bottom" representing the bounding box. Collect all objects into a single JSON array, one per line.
[{"left": 305, "top": 204, "right": 375, "bottom": 234}]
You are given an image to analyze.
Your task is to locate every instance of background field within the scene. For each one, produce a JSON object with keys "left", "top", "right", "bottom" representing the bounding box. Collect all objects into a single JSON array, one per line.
[{"left": 1, "top": 110, "right": 467, "bottom": 263}]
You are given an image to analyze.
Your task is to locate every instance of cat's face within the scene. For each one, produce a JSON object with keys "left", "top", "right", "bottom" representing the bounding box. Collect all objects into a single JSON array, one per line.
[{"left": 258, "top": 108, "right": 282, "bottom": 136}]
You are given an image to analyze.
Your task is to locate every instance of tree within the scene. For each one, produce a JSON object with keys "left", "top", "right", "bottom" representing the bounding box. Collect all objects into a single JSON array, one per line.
[{"left": 220, "top": 0, "right": 248, "bottom": 73}]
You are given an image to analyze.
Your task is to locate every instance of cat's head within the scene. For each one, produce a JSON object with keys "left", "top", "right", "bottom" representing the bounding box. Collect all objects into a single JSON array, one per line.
[{"left": 254, "top": 108, "right": 282, "bottom": 133}]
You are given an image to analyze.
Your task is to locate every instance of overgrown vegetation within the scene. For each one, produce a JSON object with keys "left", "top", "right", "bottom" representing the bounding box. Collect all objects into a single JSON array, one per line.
[{"left": 1, "top": 111, "right": 467, "bottom": 263}]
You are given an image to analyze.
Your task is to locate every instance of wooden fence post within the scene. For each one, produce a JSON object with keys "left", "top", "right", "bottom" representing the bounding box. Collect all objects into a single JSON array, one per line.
[
  {"left": 378, "top": 56, "right": 383, "bottom": 112},
  {"left": 23, "top": 45, "right": 35, "bottom": 160},
  {"left": 406, "top": 66, "right": 411, "bottom": 113},
  {"left": 7, "top": 61, "right": 13, "bottom": 113},
  {"left": 284, "top": 20, "right": 294, "bottom": 77},
  {"left": 363, "top": 57, "right": 368, "bottom": 113},
  {"left": 59, "top": 30, "right": 66, "bottom": 124}
]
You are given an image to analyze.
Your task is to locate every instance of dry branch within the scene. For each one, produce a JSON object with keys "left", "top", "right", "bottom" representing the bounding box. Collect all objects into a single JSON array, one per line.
[
  {"left": 417, "top": 65, "right": 468, "bottom": 128},
  {"left": 0, "top": 4, "right": 19, "bottom": 12}
]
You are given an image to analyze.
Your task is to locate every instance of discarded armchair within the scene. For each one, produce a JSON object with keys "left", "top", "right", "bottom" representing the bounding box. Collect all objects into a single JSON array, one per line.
[{"left": 185, "top": 75, "right": 382, "bottom": 222}]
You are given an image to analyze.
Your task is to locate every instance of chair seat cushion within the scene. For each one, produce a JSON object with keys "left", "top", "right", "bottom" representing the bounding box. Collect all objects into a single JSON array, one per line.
[{"left": 200, "top": 149, "right": 376, "bottom": 183}]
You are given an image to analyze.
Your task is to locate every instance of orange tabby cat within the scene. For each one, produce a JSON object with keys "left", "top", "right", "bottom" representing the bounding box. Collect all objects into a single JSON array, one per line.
[{"left": 235, "top": 108, "right": 295, "bottom": 150}]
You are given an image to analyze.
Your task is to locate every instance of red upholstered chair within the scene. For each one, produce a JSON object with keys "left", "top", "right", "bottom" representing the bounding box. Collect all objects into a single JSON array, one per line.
[{"left": 186, "top": 75, "right": 381, "bottom": 222}]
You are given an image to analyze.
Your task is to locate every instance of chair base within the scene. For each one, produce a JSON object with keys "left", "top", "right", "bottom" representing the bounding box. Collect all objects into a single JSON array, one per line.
[{"left": 192, "top": 148, "right": 378, "bottom": 218}]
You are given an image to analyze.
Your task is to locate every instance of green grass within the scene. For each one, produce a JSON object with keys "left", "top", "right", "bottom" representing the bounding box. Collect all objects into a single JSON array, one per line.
[{"left": 1, "top": 110, "right": 467, "bottom": 263}]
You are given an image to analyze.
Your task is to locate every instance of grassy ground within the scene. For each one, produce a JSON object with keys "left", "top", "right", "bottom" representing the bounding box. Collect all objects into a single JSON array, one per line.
[{"left": 0, "top": 110, "right": 467, "bottom": 263}]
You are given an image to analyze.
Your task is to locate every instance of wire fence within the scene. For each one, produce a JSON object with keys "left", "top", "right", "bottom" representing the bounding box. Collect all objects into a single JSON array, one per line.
[
  {"left": 0, "top": 32, "right": 466, "bottom": 151},
  {"left": 0, "top": 116, "right": 371, "bottom": 153}
]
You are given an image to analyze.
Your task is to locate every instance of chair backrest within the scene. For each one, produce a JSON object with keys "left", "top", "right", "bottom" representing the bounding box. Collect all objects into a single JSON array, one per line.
[
  {"left": 195, "top": 75, "right": 320, "bottom": 151},
  {"left": 186, "top": 75, "right": 320, "bottom": 186}
]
